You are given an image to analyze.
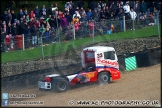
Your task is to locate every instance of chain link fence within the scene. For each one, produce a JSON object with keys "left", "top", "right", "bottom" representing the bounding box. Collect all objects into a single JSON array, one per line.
[{"left": 1, "top": 15, "right": 161, "bottom": 62}]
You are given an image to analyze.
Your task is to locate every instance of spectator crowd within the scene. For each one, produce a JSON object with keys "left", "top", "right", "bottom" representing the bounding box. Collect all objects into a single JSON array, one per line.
[{"left": 1, "top": 0, "right": 161, "bottom": 52}]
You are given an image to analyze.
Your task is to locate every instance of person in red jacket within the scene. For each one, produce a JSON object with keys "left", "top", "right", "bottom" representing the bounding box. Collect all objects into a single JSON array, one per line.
[
  {"left": 89, "top": 20, "right": 94, "bottom": 37},
  {"left": 29, "top": 11, "right": 35, "bottom": 19}
]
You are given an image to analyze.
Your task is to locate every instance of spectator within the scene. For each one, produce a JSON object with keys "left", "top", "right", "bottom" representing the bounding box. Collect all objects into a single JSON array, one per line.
[
  {"left": 73, "top": 11, "right": 81, "bottom": 19},
  {"left": 51, "top": 28, "right": 58, "bottom": 43},
  {"left": 46, "top": 15, "right": 51, "bottom": 23},
  {"left": 72, "top": 15, "right": 79, "bottom": 24},
  {"left": 11, "top": 10, "right": 16, "bottom": 25},
  {"left": 123, "top": 1, "right": 130, "bottom": 19},
  {"left": 79, "top": 7, "right": 87, "bottom": 18},
  {"left": 89, "top": 20, "right": 94, "bottom": 37},
  {"left": 38, "top": 25, "right": 46, "bottom": 45},
  {"left": 7, "top": 9, "right": 12, "bottom": 24},
  {"left": 74, "top": 21, "right": 80, "bottom": 38},
  {"left": 91, "top": 9, "right": 100, "bottom": 22},
  {"left": 53, "top": 15, "right": 60, "bottom": 29},
  {"left": 96, "top": 3, "right": 101, "bottom": 12},
  {"left": 69, "top": 1, "right": 75, "bottom": 8},
  {"left": 134, "top": 1, "right": 140, "bottom": 19},
  {"left": 40, "top": 5, "right": 47, "bottom": 18},
  {"left": 153, "top": 8, "right": 159, "bottom": 25},
  {"left": 98, "top": 1, "right": 104, "bottom": 10},
  {"left": 75, "top": 7, "right": 80, "bottom": 11},
  {"left": 16, "top": 20, "right": 24, "bottom": 35},
  {"left": 49, "top": 16, "right": 55, "bottom": 29},
  {"left": 65, "top": 12, "right": 72, "bottom": 26},
  {"left": 65, "top": 2, "right": 71, "bottom": 10},
  {"left": 23, "top": 22, "right": 30, "bottom": 49},
  {"left": 45, "top": 24, "right": 50, "bottom": 43},
  {"left": 48, "top": 5, "right": 54, "bottom": 15},
  {"left": 80, "top": 14, "right": 87, "bottom": 38},
  {"left": 58, "top": 11, "right": 63, "bottom": 19},
  {"left": 110, "top": 11, "right": 115, "bottom": 20},
  {"left": 86, "top": 9, "right": 92, "bottom": 22},
  {"left": 99, "top": 10, "right": 105, "bottom": 20},
  {"left": 118, "top": 8, "right": 125, "bottom": 31},
  {"left": 60, "top": 14, "right": 68, "bottom": 33},
  {"left": 30, "top": 25, "right": 38, "bottom": 47},
  {"left": 129, "top": 8, "right": 137, "bottom": 20},
  {"left": 29, "top": 11, "right": 35, "bottom": 19},
  {"left": 11, "top": 22, "right": 18, "bottom": 41},
  {"left": 63, "top": 8, "right": 69, "bottom": 14},
  {"left": 140, "top": 0, "right": 147, "bottom": 14},
  {"left": 23, "top": 8, "right": 28, "bottom": 17},
  {"left": 26, "top": 15, "right": 30, "bottom": 22},
  {"left": 1, "top": 11, "right": 9, "bottom": 26},
  {"left": 34, "top": 19, "right": 40, "bottom": 29},
  {"left": 34, "top": 6, "right": 40, "bottom": 20},
  {"left": 69, "top": 5, "right": 75, "bottom": 16},
  {"left": 17, "top": 9, "right": 24, "bottom": 21},
  {"left": 28, "top": 18, "right": 34, "bottom": 27}
]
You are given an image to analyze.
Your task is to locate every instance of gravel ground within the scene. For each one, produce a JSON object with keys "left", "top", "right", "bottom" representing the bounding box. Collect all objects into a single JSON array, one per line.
[{"left": 6, "top": 64, "right": 161, "bottom": 107}]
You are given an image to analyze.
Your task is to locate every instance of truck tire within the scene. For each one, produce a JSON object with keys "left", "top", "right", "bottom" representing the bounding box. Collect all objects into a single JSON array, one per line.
[
  {"left": 53, "top": 77, "right": 69, "bottom": 93},
  {"left": 98, "top": 72, "right": 110, "bottom": 84}
]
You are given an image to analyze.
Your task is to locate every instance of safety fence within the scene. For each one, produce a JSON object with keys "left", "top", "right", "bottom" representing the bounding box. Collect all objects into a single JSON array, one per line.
[{"left": 1, "top": 15, "right": 161, "bottom": 62}]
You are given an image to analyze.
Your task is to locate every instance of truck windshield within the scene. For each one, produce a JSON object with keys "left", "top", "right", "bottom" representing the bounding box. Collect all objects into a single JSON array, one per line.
[{"left": 86, "top": 52, "right": 94, "bottom": 58}]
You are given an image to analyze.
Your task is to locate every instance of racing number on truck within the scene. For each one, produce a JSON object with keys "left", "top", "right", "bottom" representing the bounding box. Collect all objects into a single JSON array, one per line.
[{"left": 97, "top": 53, "right": 103, "bottom": 58}]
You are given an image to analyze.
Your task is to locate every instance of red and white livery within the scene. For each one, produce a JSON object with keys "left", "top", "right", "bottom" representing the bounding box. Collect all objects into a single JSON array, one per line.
[{"left": 38, "top": 46, "right": 121, "bottom": 92}]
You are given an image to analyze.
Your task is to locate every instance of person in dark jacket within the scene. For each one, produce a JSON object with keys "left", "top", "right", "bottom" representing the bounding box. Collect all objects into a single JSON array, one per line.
[
  {"left": 11, "top": 22, "right": 19, "bottom": 39},
  {"left": 80, "top": 14, "right": 87, "bottom": 38},
  {"left": 17, "top": 9, "right": 24, "bottom": 21},
  {"left": 69, "top": 5, "right": 75, "bottom": 16},
  {"left": 118, "top": 9, "right": 125, "bottom": 31},
  {"left": 34, "top": 6, "right": 40, "bottom": 20},
  {"left": 65, "top": 12, "right": 72, "bottom": 26},
  {"left": 1, "top": 11, "right": 10, "bottom": 26},
  {"left": 23, "top": 22, "right": 31, "bottom": 49},
  {"left": 11, "top": 10, "right": 16, "bottom": 25},
  {"left": 30, "top": 25, "right": 38, "bottom": 47},
  {"left": 140, "top": 0, "right": 147, "bottom": 14}
]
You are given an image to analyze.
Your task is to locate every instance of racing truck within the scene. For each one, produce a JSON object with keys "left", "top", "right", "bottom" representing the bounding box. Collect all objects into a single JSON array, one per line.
[{"left": 38, "top": 46, "right": 121, "bottom": 92}]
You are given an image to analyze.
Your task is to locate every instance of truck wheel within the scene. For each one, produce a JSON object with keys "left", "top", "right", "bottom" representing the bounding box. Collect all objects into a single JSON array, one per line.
[
  {"left": 98, "top": 72, "right": 110, "bottom": 84},
  {"left": 54, "top": 78, "right": 69, "bottom": 93}
]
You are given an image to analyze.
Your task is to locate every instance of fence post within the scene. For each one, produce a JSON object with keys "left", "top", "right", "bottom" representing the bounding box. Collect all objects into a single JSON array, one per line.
[
  {"left": 132, "top": 19, "right": 135, "bottom": 38},
  {"left": 41, "top": 32, "right": 44, "bottom": 60},
  {"left": 22, "top": 34, "right": 25, "bottom": 50},
  {"left": 73, "top": 24, "right": 75, "bottom": 40},
  {"left": 92, "top": 20, "right": 94, "bottom": 44},
  {"left": 123, "top": 16, "right": 126, "bottom": 32},
  {"left": 157, "top": 14, "right": 160, "bottom": 38}
]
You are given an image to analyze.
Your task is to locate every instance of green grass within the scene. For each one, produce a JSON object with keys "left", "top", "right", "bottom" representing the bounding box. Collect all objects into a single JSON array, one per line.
[{"left": 1, "top": 25, "right": 160, "bottom": 64}]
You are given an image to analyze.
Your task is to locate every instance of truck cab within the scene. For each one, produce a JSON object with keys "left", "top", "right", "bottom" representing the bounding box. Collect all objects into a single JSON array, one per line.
[{"left": 81, "top": 46, "right": 120, "bottom": 80}]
